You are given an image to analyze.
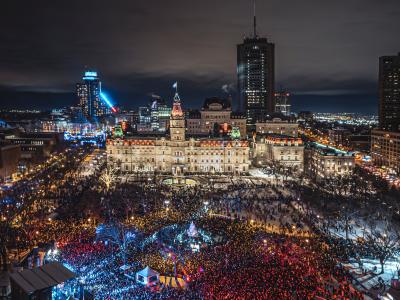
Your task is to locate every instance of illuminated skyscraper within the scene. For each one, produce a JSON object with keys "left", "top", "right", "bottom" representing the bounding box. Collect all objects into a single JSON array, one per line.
[
  {"left": 371, "top": 53, "right": 400, "bottom": 173},
  {"left": 137, "top": 96, "right": 171, "bottom": 133},
  {"left": 150, "top": 96, "right": 171, "bottom": 132},
  {"left": 237, "top": 1, "right": 274, "bottom": 124},
  {"left": 77, "top": 71, "right": 111, "bottom": 119},
  {"left": 379, "top": 53, "right": 400, "bottom": 132},
  {"left": 274, "top": 91, "right": 291, "bottom": 116}
]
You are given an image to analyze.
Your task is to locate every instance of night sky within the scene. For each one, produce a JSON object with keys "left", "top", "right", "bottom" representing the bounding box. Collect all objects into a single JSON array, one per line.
[{"left": 1, "top": 0, "right": 399, "bottom": 113}]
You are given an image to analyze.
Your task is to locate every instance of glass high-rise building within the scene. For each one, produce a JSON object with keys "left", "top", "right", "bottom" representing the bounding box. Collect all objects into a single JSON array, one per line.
[
  {"left": 274, "top": 91, "right": 291, "bottom": 116},
  {"left": 150, "top": 96, "right": 172, "bottom": 132},
  {"left": 77, "top": 71, "right": 110, "bottom": 119},
  {"left": 237, "top": 5, "right": 274, "bottom": 124},
  {"left": 379, "top": 53, "right": 400, "bottom": 132}
]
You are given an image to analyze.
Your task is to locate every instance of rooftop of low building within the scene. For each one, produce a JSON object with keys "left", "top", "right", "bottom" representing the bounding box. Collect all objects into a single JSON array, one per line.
[
  {"left": 202, "top": 97, "right": 232, "bottom": 111},
  {"left": 308, "top": 142, "right": 354, "bottom": 156}
]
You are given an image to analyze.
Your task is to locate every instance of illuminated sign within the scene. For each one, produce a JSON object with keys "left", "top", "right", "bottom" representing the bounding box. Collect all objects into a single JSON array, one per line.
[
  {"left": 84, "top": 71, "right": 97, "bottom": 77},
  {"left": 83, "top": 71, "right": 98, "bottom": 80}
]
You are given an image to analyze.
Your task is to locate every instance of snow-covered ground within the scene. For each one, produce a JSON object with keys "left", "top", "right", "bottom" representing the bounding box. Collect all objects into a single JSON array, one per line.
[
  {"left": 292, "top": 201, "right": 400, "bottom": 290},
  {"left": 249, "top": 168, "right": 283, "bottom": 180},
  {"left": 360, "top": 258, "right": 399, "bottom": 282},
  {"left": 343, "top": 257, "right": 400, "bottom": 300},
  {"left": 326, "top": 218, "right": 395, "bottom": 241},
  {"left": 209, "top": 187, "right": 310, "bottom": 235}
]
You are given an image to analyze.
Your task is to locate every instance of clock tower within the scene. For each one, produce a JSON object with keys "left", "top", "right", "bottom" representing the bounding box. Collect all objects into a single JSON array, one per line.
[{"left": 170, "top": 87, "right": 185, "bottom": 141}]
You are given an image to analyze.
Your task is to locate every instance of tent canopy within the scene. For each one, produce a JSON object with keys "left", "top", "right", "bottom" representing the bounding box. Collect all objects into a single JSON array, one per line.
[
  {"left": 9, "top": 262, "right": 76, "bottom": 294},
  {"left": 136, "top": 266, "right": 159, "bottom": 278}
]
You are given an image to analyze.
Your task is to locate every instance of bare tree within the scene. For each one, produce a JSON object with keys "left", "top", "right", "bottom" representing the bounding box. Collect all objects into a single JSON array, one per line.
[
  {"left": 99, "top": 167, "right": 116, "bottom": 192},
  {"left": 99, "top": 167, "right": 117, "bottom": 218},
  {"left": 365, "top": 226, "right": 400, "bottom": 274},
  {"left": 96, "top": 223, "right": 142, "bottom": 266}
]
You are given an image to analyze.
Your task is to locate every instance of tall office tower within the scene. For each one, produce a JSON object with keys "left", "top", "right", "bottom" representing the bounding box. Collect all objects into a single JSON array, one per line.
[
  {"left": 274, "top": 91, "right": 291, "bottom": 116},
  {"left": 137, "top": 106, "right": 152, "bottom": 132},
  {"left": 237, "top": 1, "right": 274, "bottom": 124},
  {"left": 77, "top": 71, "right": 110, "bottom": 119},
  {"left": 379, "top": 53, "right": 400, "bottom": 132},
  {"left": 139, "top": 106, "right": 151, "bottom": 124},
  {"left": 150, "top": 96, "right": 172, "bottom": 132}
]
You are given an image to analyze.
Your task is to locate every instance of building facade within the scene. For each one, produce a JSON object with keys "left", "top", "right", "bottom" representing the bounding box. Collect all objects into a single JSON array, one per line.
[
  {"left": 137, "top": 98, "right": 171, "bottom": 133},
  {"left": 150, "top": 98, "right": 171, "bottom": 132},
  {"left": 371, "top": 129, "right": 400, "bottom": 174},
  {"left": 77, "top": 71, "right": 111, "bottom": 119},
  {"left": 370, "top": 53, "right": 400, "bottom": 175},
  {"left": 304, "top": 143, "right": 355, "bottom": 181},
  {"left": 0, "top": 143, "right": 21, "bottom": 181},
  {"left": 107, "top": 93, "right": 250, "bottom": 175},
  {"left": 298, "top": 111, "right": 314, "bottom": 123},
  {"left": 253, "top": 135, "right": 304, "bottom": 171},
  {"left": 137, "top": 106, "right": 152, "bottom": 132},
  {"left": 348, "top": 134, "right": 371, "bottom": 152},
  {"left": 237, "top": 33, "right": 274, "bottom": 123},
  {"left": 186, "top": 98, "right": 246, "bottom": 137},
  {"left": 379, "top": 53, "right": 400, "bottom": 132},
  {"left": 274, "top": 92, "right": 291, "bottom": 116},
  {"left": 328, "top": 128, "right": 351, "bottom": 147},
  {"left": 255, "top": 118, "right": 299, "bottom": 137},
  {"left": 4, "top": 132, "right": 64, "bottom": 165}
]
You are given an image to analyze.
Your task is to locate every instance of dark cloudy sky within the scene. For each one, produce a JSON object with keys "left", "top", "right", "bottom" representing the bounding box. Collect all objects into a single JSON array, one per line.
[{"left": 1, "top": 0, "right": 399, "bottom": 113}]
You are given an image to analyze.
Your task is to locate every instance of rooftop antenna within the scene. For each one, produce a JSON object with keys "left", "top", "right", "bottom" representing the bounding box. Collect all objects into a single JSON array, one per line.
[{"left": 253, "top": 0, "right": 257, "bottom": 38}]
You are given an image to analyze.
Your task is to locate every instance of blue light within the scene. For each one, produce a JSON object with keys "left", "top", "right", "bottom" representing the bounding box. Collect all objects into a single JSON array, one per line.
[
  {"left": 63, "top": 262, "right": 76, "bottom": 273},
  {"left": 100, "top": 92, "right": 117, "bottom": 112},
  {"left": 85, "top": 71, "right": 97, "bottom": 77}
]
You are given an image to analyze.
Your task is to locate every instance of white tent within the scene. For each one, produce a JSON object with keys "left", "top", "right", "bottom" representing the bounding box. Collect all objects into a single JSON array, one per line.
[
  {"left": 136, "top": 266, "right": 159, "bottom": 286},
  {"left": 187, "top": 222, "right": 199, "bottom": 238}
]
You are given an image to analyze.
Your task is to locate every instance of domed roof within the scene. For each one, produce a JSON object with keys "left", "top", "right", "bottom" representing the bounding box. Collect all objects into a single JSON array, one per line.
[{"left": 202, "top": 97, "right": 231, "bottom": 110}]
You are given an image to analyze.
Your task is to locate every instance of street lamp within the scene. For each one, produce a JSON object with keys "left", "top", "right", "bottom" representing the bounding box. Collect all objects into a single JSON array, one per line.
[
  {"left": 203, "top": 201, "right": 209, "bottom": 213},
  {"left": 164, "top": 200, "right": 170, "bottom": 212}
]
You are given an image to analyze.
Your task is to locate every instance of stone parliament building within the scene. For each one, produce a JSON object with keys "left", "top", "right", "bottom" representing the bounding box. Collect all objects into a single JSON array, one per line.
[{"left": 107, "top": 92, "right": 250, "bottom": 175}]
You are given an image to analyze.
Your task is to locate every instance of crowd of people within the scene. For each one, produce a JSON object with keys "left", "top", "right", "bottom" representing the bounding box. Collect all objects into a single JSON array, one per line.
[
  {"left": 191, "top": 232, "right": 364, "bottom": 299},
  {"left": 210, "top": 183, "right": 312, "bottom": 236},
  {"left": 46, "top": 217, "right": 365, "bottom": 300},
  {"left": 1, "top": 145, "right": 375, "bottom": 299},
  {"left": 0, "top": 146, "right": 92, "bottom": 266}
]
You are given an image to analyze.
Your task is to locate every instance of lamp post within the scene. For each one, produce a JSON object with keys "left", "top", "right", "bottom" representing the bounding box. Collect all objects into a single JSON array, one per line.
[
  {"left": 164, "top": 200, "right": 170, "bottom": 213},
  {"left": 203, "top": 201, "right": 209, "bottom": 213}
]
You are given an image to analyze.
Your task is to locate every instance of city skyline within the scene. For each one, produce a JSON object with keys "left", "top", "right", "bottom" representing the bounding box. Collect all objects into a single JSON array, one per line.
[
  {"left": 2, "top": 2, "right": 400, "bottom": 299},
  {"left": 1, "top": 0, "right": 399, "bottom": 113}
]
